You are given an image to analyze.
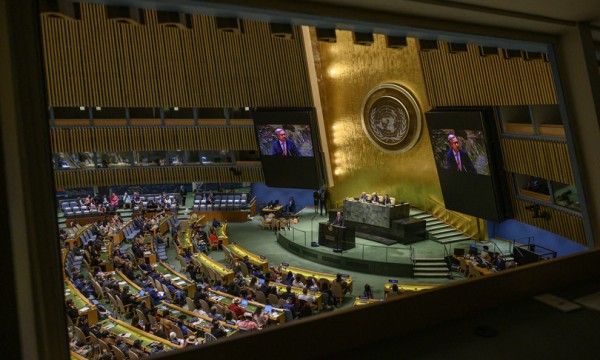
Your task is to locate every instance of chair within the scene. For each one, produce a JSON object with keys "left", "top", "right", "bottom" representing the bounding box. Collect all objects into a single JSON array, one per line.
[
  {"left": 468, "top": 262, "right": 480, "bottom": 278},
  {"left": 214, "top": 304, "right": 226, "bottom": 317},
  {"left": 115, "top": 296, "right": 131, "bottom": 318},
  {"left": 222, "top": 246, "right": 234, "bottom": 266},
  {"left": 239, "top": 261, "right": 250, "bottom": 277},
  {"left": 268, "top": 293, "right": 280, "bottom": 306},
  {"left": 172, "top": 324, "right": 184, "bottom": 339},
  {"left": 204, "top": 333, "right": 217, "bottom": 343},
  {"left": 255, "top": 290, "right": 267, "bottom": 304},
  {"left": 277, "top": 298, "right": 286, "bottom": 307},
  {"left": 279, "top": 218, "right": 289, "bottom": 231},
  {"left": 206, "top": 267, "right": 217, "bottom": 283},
  {"left": 259, "top": 216, "right": 270, "bottom": 230},
  {"left": 111, "top": 345, "right": 127, "bottom": 360},
  {"left": 107, "top": 293, "right": 118, "bottom": 312},
  {"left": 177, "top": 255, "right": 188, "bottom": 271},
  {"left": 208, "top": 234, "right": 220, "bottom": 251},
  {"left": 283, "top": 309, "right": 294, "bottom": 322},
  {"left": 331, "top": 282, "right": 344, "bottom": 304},
  {"left": 270, "top": 218, "right": 280, "bottom": 232},
  {"left": 74, "top": 326, "right": 89, "bottom": 344},
  {"left": 135, "top": 309, "right": 149, "bottom": 324},
  {"left": 163, "top": 286, "right": 174, "bottom": 301},
  {"left": 199, "top": 299, "right": 211, "bottom": 314},
  {"left": 459, "top": 257, "right": 468, "bottom": 275},
  {"left": 88, "top": 332, "right": 99, "bottom": 345},
  {"left": 186, "top": 297, "right": 197, "bottom": 311},
  {"left": 318, "top": 278, "right": 331, "bottom": 288},
  {"left": 128, "top": 351, "right": 139, "bottom": 360},
  {"left": 147, "top": 314, "right": 157, "bottom": 325},
  {"left": 97, "top": 339, "right": 110, "bottom": 353}
]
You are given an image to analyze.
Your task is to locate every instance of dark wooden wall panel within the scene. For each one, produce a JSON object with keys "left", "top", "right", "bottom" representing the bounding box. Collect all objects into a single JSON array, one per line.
[
  {"left": 54, "top": 166, "right": 264, "bottom": 188},
  {"left": 500, "top": 137, "right": 574, "bottom": 185},
  {"left": 50, "top": 126, "right": 258, "bottom": 153},
  {"left": 420, "top": 42, "right": 557, "bottom": 107},
  {"left": 41, "top": 4, "right": 312, "bottom": 108}
]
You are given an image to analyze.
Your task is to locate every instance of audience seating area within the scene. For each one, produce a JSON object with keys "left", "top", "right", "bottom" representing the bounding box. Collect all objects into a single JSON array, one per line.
[
  {"left": 59, "top": 193, "right": 182, "bottom": 218},
  {"left": 192, "top": 193, "right": 248, "bottom": 212}
]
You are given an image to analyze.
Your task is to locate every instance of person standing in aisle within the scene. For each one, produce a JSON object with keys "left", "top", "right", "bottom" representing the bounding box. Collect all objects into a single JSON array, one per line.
[
  {"left": 320, "top": 188, "right": 329, "bottom": 216},
  {"left": 179, "top": 185, "right": 187, "bottom": 207}
]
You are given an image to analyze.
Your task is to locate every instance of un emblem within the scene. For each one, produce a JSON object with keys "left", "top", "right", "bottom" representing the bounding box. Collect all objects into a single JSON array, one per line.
[{"left": 361, "top": 84, "right": 421, "bottom": 153}]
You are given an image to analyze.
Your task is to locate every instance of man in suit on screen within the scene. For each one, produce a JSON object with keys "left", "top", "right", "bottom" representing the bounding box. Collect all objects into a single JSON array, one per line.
[
  {"left": 271, "top": 128, "right": 301, "bottom": 156},
  {"left": 446, "top": 134, "right": 477, "bottom": 173}
]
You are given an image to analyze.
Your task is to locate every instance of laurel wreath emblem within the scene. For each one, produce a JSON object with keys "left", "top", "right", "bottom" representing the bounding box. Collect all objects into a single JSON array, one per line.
[{"left": 369, "top": 105, "right": 408, "bottom": 145}]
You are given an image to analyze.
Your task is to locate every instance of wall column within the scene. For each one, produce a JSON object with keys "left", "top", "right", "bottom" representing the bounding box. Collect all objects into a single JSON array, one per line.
[{"left": 551, "top": 23, "right": 600, "bottom": 247}]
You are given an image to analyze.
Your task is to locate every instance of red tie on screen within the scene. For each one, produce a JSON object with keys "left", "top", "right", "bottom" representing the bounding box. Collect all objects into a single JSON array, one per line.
[
  {"left": 456, "top": 153, "right": 462, "bottom": 171},
  {"left": 282, "top": 142, "right": 287, "bottom": 156}
]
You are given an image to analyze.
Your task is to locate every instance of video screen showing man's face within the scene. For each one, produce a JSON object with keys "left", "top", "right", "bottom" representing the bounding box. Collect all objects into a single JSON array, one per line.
[
  {"left": 257, "top": 124, "right": 314, "bottom": 157},
  {"left": 430, "top": 128, "right": 490, "bottom": 175}
]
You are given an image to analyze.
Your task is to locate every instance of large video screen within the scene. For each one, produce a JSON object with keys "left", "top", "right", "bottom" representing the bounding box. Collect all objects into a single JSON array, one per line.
[
  {"left": 426, "top": 109, "right": 509, "bottom": 222},
  {"left": 253, "top": 109, "right": 322, "bottom": 189},
  {"left": 256, "top": 124, "right": 314, "bottom": 157}
]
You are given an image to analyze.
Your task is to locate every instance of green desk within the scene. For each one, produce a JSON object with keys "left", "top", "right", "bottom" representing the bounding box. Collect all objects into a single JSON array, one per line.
[
  {"left": 228, "top": 244, "right": 269, "bottom": 273},
  {"left": 353, "top": 298, "right": 385, "bottom": 307},
  {"left": 64, "top": 280, "right": 98, "bottom": 325},
  {"left": 207, "top": 289, "right": 285, "bottom": 324},
  {"left": 153, "top": 261, "right": 196, "bottom": 298},
  {"left": 195, "top": 252, "right": 234, "bottom": 284},
  {"left": 280, "top": 263, "right": 354, "bottom": 294},
  {"left": 98, "top": 317, "right": 182, "bottom": 352},
  {"left": 113, "top": 270, "right": 151, "bottom": 308},
  {"left": 159, "top": 301, "right": 238, "bottom": 337}
]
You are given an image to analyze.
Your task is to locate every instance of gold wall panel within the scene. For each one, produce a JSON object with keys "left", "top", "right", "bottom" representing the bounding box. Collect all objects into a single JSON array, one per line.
[
  {"left": 500, "top": 137, "right": 574, "bottom": 184},
  {"left": 506, "top": 174, "right": 586, "bottom": 246},
  {"left": 420, "top": 42, "right": 557, "bottom": 107},
  {"left": 54, "top": 166, "right": 264, "bottom": 189},
  {"left": 50, "top": 127, "right": 258, "bottom": 153},
  {"left": 40, "top": 4, "right": 312, "bottom": 108},
  {"left": 315, "top": 30, "right": 452, "bottom": 217}
]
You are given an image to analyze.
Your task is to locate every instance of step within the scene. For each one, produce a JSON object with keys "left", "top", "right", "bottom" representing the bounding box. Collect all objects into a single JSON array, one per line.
[
  {"left": 414, "top": 262, "right": 448, "bottom": 267},
  {"left": 435, "top": 231, "right": 463, "bottom": 239},
  {"left": 438, "top": 236, "right": 471, "bottom": 244},
  {"left": 426, "top": 224, "right": 448, "bottom": 231},
  {"left": 413, "top": 214, "right": 434, "bottom": 220},
  {"left": 413, "top": 272, "right": 450, "bottom": 277},
  {"left": 423, "top": 217, "right": 441, "bottom": 223},
  {"left": 430, "top": 228, "right": 458, "bottom": 236},
  {"left": 413, "top": 267, "right": 449, "bottom": 271},
  {"left": 413, "top": 257, "right": 445, "bottom": 261}
]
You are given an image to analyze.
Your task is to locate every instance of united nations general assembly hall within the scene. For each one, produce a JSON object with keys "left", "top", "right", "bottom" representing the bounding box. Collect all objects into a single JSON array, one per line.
[{"left": 2, "top": 0, "right": 600, "bottom": 359}]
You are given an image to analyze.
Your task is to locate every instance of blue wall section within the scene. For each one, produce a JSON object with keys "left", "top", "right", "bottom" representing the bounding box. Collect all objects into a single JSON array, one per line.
[
  {"left": 251, "top": 183, "right": 316, "bottom": 212},
  {"left": 488, "top": 219, "right": 588, "bottom": 257}
]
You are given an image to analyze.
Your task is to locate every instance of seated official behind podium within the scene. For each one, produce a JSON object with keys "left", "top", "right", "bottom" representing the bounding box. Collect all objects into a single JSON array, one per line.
[
  {"left": 371, "top": 192, "right": 380, "bottom": 204},
  {"left": 359, "top": 192, "right": 369, "bottom": 202},
  {"left": 383, "top": 194, "right": 392, "bottom": 205},
  {"left": 331, "top": 211, "right": 344, "bottom": 227}
]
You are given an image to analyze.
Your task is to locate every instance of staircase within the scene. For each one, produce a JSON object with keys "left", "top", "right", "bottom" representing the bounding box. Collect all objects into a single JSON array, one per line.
[
  {"left": 412, "top": 257, "right": 451, "bottom": 278},
  {"left": 412, "top": 211, "right": 471, "bottom": 245}
]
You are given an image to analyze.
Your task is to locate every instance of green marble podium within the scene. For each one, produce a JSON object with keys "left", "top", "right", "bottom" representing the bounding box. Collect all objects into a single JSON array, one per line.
[{"left": 343, "top": 200, "right": 409, "bottom": 228}]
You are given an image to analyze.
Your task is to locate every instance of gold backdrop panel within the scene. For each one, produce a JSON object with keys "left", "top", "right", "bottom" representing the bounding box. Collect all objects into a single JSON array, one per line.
[{"left": 316, "top": 31, "right": 445, "bottom": 213}]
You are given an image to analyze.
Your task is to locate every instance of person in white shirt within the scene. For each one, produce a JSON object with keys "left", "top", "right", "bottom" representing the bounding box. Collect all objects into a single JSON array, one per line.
[{"left": 298, "top": 287, "right": 316, "bottom": 305}]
